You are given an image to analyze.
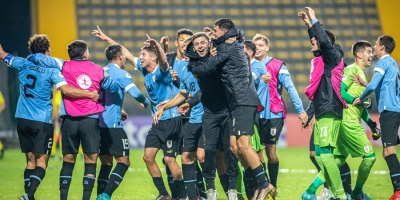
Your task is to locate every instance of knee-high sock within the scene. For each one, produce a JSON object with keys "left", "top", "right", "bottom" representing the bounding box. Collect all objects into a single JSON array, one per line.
[
  {"left": 104, "top": 163, "right": 129, "bottom": 197},
  {"left": 385, "top": 154, "right": 400, "bottom": 191},
  {"left": 182, "top": 163, "right": 197, "bottom": 200},
  {"left": 320, "top": 152, "right": 345, "bottom": 198},
  {"left": 196, "top": 161, "right": 206, "bottom": 197},
  {"left": 339, "top": 162, "right": 352, "bottom": 194},
  {"left": 268, "top": 162, "right": 279, "bottom": 188},
  {"left": 82, "top": 163, "right": 96, "bottom": 200},
  {"left": 60, "top": 162, "right": 75, "bottom": 200},
  {"left": 26, "top": 167, "right": 46, "bottom": 198},
  {"left": 153, "top": 177, "right": 169, "bottom": 196},
  {"left": 97, "top": 164, "right": 112, "bottom": 195},
  {"left": 24, "top": 169, "right": 34, "bottom": 193},
  {"left": 354, "top": 155, "right": 376, "bottom": 194}
]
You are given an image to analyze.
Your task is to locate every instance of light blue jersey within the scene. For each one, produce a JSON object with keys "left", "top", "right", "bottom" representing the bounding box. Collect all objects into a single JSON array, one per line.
[
  {"left": 99, "top": 63, "right": 149, "bottom": 128},
  {"left": 172, "top": 58, "right": 188, "bottom": 80},
  {"left": 135, "top": 58, "right": 180, "bottom": 120},
  {"left": 179, "top": 66, "right": 203, "bottom": 123},
  {"left": 259, "top": 56, "right": 304, "bottom": 119},
  {"left": 360, "top": 55, "right": 400, "bottom": 113},
  {"left": 4, "top": 54, "right": 67, "bottom": 123}
]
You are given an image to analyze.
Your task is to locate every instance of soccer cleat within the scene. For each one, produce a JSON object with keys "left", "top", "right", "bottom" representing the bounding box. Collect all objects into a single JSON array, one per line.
[
  {"left": 206, "top": 189, "right": 218, "bottom": 200},
  {"left": 155, "top": 194, "right": 172, "bottom": 200},
  {"left": 19, "top": 193, "right": 29, "bottom": 200},
  {"left": 301, "top": 191, "right": 317, "bottom": 200},
  {"left": 317, "top": 188, "right": 331, "bottom": 200},
  {"left": 351, "top": 192, "right": 372, "bottom": 200},
  {"left": 257, "top": 183, "right": 276, "bottom": 200},
  {"left": 227, "top": 189, "right": 238, "bottom": 200},
  {"left": 390, "top": 190, "right": 400, "bottom": 200},
  {"left": 97, "top": 193, "right": 111, "bottom": 200}
]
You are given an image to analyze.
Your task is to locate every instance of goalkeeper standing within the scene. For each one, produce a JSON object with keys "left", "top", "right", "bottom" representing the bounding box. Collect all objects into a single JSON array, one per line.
[{"left": 335, "top": 40, "right": 379, "bottom": 199}]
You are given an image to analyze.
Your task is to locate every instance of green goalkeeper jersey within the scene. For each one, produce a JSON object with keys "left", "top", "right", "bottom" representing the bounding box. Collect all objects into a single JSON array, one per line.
[{"left": 342, "top": 63, "right": 367, "bottom": 123}]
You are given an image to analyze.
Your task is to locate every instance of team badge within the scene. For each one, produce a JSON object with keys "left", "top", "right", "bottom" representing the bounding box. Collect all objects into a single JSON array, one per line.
[
  {"left": 364, "top": 146, "right": 371, "bottom": 153},
  {"left": 342, "top": 75, "right": 347, "bottom": 80},
  {"left": 126, "top": 73, "right": 132, "bottom": 78},
  {"left": 270, "top": 127, "right": 277, "bottom": 136},
  {"left": 166, "top": 140, "right": 172, "bottom": 148},
  {"left": 77, "top": 75, "right": 92, "bottom": 89},
  {"left": 58, "top": 72, "right": 64, "bottom": 78}
]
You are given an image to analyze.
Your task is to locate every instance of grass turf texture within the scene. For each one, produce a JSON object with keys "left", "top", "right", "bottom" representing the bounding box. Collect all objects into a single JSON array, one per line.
[{"left": 0, "top": 147, "right": 397, "bottom": 200}]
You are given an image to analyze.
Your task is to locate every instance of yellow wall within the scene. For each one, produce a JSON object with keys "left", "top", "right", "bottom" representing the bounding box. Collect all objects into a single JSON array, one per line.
[
  {"left": 376, "top": 0, "right": 400, "bottom": 60},
  {"left": 35, "top": 0, "right": 76, "bottom": 60}
]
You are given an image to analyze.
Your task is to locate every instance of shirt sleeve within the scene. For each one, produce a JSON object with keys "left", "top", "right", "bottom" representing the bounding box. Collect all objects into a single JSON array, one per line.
[
  {"left": 278, "top": 65, "right": 304, "bottom": 114},
  {"left": 101, "top": 75, "right": 119, "bottom": 93},
  {"left": 359, "top": 71, "right": 384, "bottom": 100},
  {"left": 50, "top": 69, "right": 68, "bottom": 88},
  {"left": 251, "top": 61, "right": 264, "bottom": 88}
]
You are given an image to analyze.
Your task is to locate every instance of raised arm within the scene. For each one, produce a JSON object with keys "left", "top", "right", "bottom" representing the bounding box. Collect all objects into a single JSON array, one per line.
[
  {"left": 92, "top": 25, "right": 136, "bottom": 67},
  {"left": 145, "top": 34, "right": 169, "bottom": 71}
]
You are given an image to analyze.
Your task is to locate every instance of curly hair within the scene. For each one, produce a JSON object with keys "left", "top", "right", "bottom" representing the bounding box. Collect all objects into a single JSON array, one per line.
[{"left": 28, "top": 34, "right": 50, "bottom": 54}]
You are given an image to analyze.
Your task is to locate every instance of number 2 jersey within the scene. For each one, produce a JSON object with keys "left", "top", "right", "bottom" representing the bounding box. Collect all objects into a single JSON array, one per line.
[{"left": 3, "top": 53, "right": 67, "bottom": 123}]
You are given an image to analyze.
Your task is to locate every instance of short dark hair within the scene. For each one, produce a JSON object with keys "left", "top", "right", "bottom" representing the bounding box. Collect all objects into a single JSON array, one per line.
[
  {"left": 141, "top": 46, "right": 158, "bottom": 57},
  {"left": 28, "top": 34, "right": 50, "bottom": 54},
  {"left": 378, "top": 35, "right": 396, "bottom": 54},
  {"left": 105, "top": 44, "right": 123, "bottom": 61},
  {"left": 214, "top": 18, "right": 235, "bottom": 30},
  {"left": 176, "top": 28, "right": 193, "bottom": 40},
  {"left": 351, "top": 40, "right": 372, "bottom": 58},
  {"left": 244, "top": 40, "right": 256, "bottom": 57},
  {"left": 325, "top": 30, "right": 336, "bottom": 46},
  {"left": 67, "top": 40, "right": 88, "bottom": 60}
]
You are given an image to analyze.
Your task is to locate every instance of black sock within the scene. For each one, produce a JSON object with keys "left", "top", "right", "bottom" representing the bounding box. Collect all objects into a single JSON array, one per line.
[
  {"left": 244, "top": 168, "right": 256, "bottom": 198},
  {"left": 196, "top": 162, "right": 206, "bottom": 197},
  {"left": 385, "top": 154, "right": 400, "bottom": 191},
  {"left": 153, "top": 177, "right": 169, "bottom": 196},
  {"left": 26, "top": 166, "right": 46, "bottom": 198},
  {"left": 219, "top": 174, "right": 229, "bottom": 193},
  {"left": 82, "top": 163, "right": 96, "bottom": 200},
  {"left": 339, "top": 162, "right": 352, "bottom": 194},
  {"left": 261, "top": 161, "right": 266, "bottom": 172},
  {"left": 268, "top": 162, "right": 279, "bottom": 188},
  {"left": 175, "top": 179, "right": 186, "bottom": 199},
  {"left": 228, "top": 173, "right": 237, "bottom": 190},
  {"left": 24, "top": 169, "right": 34, "bottom": 192},
  {"left": 104, "top": 163, "right": 128, "bottom": 196},
  {"left": 182, "top": 163, "right": 197, "bottom": 199},
  {"left": 97, "top": 164, "right": 112, "bottom": 195},
  {"left": 60, "top": 162, "right": 75, "bottom": 200},
  {"left": 253, "top": 165, "right": 268, "bottom": 188},
  {"left": 310, "top": 156, "right": 321, "bottom": 171},
  {"left": 164, "top": 162, "right": 176, "bottom": 198}
]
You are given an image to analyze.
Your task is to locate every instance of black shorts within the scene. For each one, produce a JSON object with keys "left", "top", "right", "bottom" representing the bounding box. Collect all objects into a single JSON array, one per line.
[
  {"left": 202, "top": 111, "right": 231, "bottom": 152},
  {"left": 100, "top": 128, "right": 130, "bottom": 156},
  {"left": 231, "top": 106, "right": 257, "bottom": 136},
  {"left": 380, "top": 111, "right": 400, "bottom": 147},
  {"left": 258, "top": 118, "right": 284, "bottom": 145},
  {"left": 61, "top": 116, "right": 100, "bottom": 154},
  {"left": 17, "top": 118, "right": 54, "bottom": 154},
  {"left": 145, "top": 117, "right": 182, "bottom": 157},
  {"left": 182, "top": 123, "right": 202, "bottom": 152}
]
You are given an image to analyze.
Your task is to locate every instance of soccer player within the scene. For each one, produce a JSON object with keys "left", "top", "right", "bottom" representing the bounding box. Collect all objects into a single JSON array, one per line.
[
  {"left": 354, "top": 35, "right": 400, "bottom": 200},
  {"left": 154, "top": 34, "right": 204, "bottom": 200},
  {"left": 252, "top": 33, "right": 307, "bottom": 192},
  {"left": 189, "top": 18, "right": 275, "bottom": 199},
  {"left": 0, "top": 34, "right": 98, "bottom": 200},
  {"left": 298, "top": 7, "right": 348, "bottom": 200},
  {"left": 93, "top": 44, "right": 149, "bottom": 200},
  {"left": 58, "top": 40, "right": 118, "bottom": 200},
  {"left": 331, "top": 40, "right": 380, "bottom": 200}
]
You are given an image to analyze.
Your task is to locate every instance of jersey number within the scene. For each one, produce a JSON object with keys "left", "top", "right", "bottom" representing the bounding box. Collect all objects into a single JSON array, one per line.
[
  {"left": 24, "top": 74, "right": 37, "bottom": 98},
  {"left": 190, "top": 82, "right": 195, "bottom": 92},
  {"left": 320, "top": 126, "right": 328, "bottom": 137},
  {"left": 122, "top": 139, "right": 129, "bottom": 149}
]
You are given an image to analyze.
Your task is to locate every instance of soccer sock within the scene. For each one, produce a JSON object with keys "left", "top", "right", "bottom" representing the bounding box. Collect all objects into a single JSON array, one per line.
[
  {"left": 320, "top": 151, "right": 345, "bottom": 198},
  {"left": 26, "top": 166, "right": 46, "bottom": 198},
  {"left": 354, "top": 155, "right": 376, "bottom": 194},
  {"left": 339, "top": 162, "right": 352, "bottom": 194},
  {"left": 175, "top": 179, "right": 186, "bottom": 199},
  {"left": 252, "top": 165, "right": 269, "bottom": 188},
  {"left": 228, "top": 172, "right": 237, "bottom": 190},
  {"left": 306, "top": 175, "right": 324, "bottom": 194},
  {"left": 385, "top": 154, "right": 400, "bottom": 191},
  {"left": 268, "top": 162, "right": 279, "bottom": 188},
  {"left": 60, "top": 162, "right": 75, "bottom": 200},
  {"left": 218, "top": 173, "right": 229, "bottom": 193},
  {"left": 97, "top": 164, "right": 112, "bottom": 195},
  {"left": 244, "top": 168, "right": 256, "bottom": 198},
  {"left": 24, "top": 169, "right": 34, "bottom": 192},
  {"left": 164, "top": 162, "right": 176, "bottom": 198},
  {"left": 196, "top": 162, "right": 206, "bottom": 197},
  {"left": 153, "top": 177, "right": 169, "bottom": 196},
  {"left": 82, "top": 163, "right": 96, "bottom": 200},
  {"left": 182, "top": 163, "right": 197, "bottom": 199},
  {"left": 104, "top": 163, "right": 128, "bottom": 197}
]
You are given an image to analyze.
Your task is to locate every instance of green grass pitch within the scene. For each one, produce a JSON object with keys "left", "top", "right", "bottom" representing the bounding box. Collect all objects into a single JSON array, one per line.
[{"left": 0, "top": 147, "right": 397, "bottom": 199}]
